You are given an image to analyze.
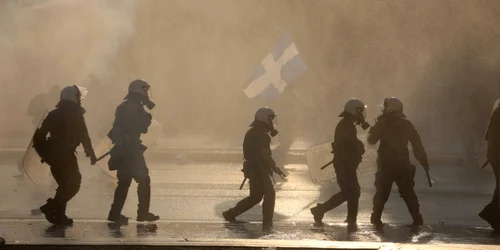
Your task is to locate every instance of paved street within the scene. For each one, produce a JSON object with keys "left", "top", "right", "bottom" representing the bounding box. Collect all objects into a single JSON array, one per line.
[{"left": 0, "top": 157, "right": 499, "bottom": 248}]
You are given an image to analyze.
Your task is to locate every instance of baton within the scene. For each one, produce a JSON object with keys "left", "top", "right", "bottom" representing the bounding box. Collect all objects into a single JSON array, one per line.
[
  {"left": 239, "top": 178, "right": 247, "bottom": 190},
  {"left": 425, "top": 170, "right": 432, "bottom": 187},
  {"left": 96, "top": 150, "right": 111, "bottom": 162},
  {"left": 320, "top": 160, "right": 334, "bottom": 170},
  {"left": 481, "top": 160, "right": 489, "bottom": 169}
]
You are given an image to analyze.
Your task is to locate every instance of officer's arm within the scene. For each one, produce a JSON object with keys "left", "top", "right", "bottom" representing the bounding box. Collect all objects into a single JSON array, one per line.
[
  {"left": 367, "top": 119, "right": 384, "bottom": 145},
  {"left": 257, "top": 130, "right": 277, "bottom": 173},
  {"left": 487, "top": 108, "right": 500, "bottom": 165},
  {"left": 260, "top": 148, "right": 277, "bottom": 170},
  {"left": 335, "top": 124, "right": 362, "bottom": 152},
  {"left": 139, "top": 111, "right": 152, "bottom": 134},
  {"left": 78, "top": 115, "right": 96, "bottom": 159},
  {"left": 408, "top": 122, "right": 429, "bottom": 167},
  {"left": 125, "top": 105, "right": 151, "bottom": 134}
]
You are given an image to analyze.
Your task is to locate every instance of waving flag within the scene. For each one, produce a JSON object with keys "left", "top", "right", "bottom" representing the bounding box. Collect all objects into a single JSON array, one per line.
[{"left": 244, "top": 32, "right": 308, "bottom": 101}]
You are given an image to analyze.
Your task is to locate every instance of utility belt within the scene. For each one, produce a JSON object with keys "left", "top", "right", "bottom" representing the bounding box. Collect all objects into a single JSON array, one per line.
[
  {"left": 48, "top": 140, "right": 79, "bottom": 151},
  {"left": 241, "top": 160, "right": 268, "bottom": 179}
]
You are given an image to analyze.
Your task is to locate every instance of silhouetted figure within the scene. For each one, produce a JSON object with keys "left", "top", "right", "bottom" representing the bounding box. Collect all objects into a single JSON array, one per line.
[
  {"left": 367, "top": 97, "right": 429, "bottom": 227},
  {"left": 34, "top": 85, "right": 97, "bottom": 226},
  {"left": 479, "top": 100, "right": 500, "bottom": 231},
  {"left": 310, "top": 98, "right": 370, "bottom": 232},
  {"left": 107, "top": 79, "right": 159, "bottom": 224},
  {"left": 222, "top": 107, "right": 286, "bottom": 230}
]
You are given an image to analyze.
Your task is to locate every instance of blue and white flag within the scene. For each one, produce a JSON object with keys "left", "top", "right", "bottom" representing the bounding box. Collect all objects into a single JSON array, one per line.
[{"left": 244, "top": 32, "right": 308, "bottom": 101}]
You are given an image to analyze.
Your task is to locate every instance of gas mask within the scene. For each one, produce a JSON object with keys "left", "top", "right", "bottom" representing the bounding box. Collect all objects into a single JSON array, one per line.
[
  {"left": 269, "top": 115, "right": 279, "bottom": 137},
  {"left": 356, "top": 106, "right": 370, "bottom": 130},
  {"left": 141, "top": 84, "right": 155, "bottom": 110},
  {"left": 144, "top": 98, "right": 156, "bottom": 110},
  {"left": 358, "top": 121, "right": 370, "bottom": 130}
]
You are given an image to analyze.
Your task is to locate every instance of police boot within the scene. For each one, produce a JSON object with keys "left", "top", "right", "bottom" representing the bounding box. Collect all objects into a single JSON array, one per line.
[
  {"left": 347, "top": 221, "right": 358, "bottom": 233},
  {"left": 479, "top": 204, "right": 499, "bottom": 229},
  {"left": 479, "top": 204, "right": 495, "bottom": 226},
  {"left": 137, "top": 211, "right": 160, "bottom": 222},
  {"left": 310, "top": 203, "right": 325, "bottom": 224},
  {"left": 54, "top": 203, "right": 73, "bottom": 227},
  {"left": 370, "top": 211, "right": 384, "bottom": 227},
  {"left": 408, "top": 208, "right": 424, "bottom": 226},
  {"left": 39, "top": 198, "right": 56, "bottom": 224},
  {"left": 137, "top": 179, "right": 159, "bottom": 222},
  {"left": 137, "top": 201, "right": 159, "bottom": 222},
  {"left": 108, "top": 204, "right": 129, "bottom": 225},
  {"left": 222, "top": 208, "right": 236, "bottom": 222},
  {"left": 410, "top": 214, "right": 423, "bottom": 226},
  {"left": 262, "top": 221, "right": 273, "bottom": 231}
]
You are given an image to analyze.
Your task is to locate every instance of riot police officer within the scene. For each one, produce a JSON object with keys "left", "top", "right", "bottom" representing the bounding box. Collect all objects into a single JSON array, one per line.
[
  {"left": 34, "top": 85, "right": 97, "bottom": 226},
  {"left": 479, "top": 100, "right": 500, "bottom": 230},
  {"left": 310, "top": 98, "right": 369, "bottom": 231},
  {"left": 367, "top": 97, "right": 429, "bottom": 226},
  {"left": 106, "top": 79, "right": 159, "bottom": 224},
  {"left": 222, "top": 107, "right": 285, "bottom": 230}
]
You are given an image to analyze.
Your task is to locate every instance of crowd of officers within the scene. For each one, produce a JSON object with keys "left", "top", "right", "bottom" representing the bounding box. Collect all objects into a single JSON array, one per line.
[{"left": 30, "top": 80, "right": 499, "bottom": 233}]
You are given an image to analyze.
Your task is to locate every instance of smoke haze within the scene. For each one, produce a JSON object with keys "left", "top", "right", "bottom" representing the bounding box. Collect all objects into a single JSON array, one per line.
[{"left": 2, "top": 0, "right": 500, "bottom": 156}]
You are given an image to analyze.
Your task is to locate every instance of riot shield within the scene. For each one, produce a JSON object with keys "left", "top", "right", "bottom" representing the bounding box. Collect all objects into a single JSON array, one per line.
[
  {"left": 95, "top": 118, "right": 164, "bottom": 179},
  {"left": 22, "top": 110, "right": 51, "bottom": 185},
  {"left": 305, "top": 134, "right": 378, "bottom": 185},
  {"left": 305, "top": 142, "right": 335, "bottom": 184}
]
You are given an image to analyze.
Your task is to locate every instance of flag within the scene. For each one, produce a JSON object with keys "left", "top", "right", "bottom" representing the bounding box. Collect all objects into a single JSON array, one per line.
[{"left": 243, "top": 32, "right": 308, "bottom": 101}]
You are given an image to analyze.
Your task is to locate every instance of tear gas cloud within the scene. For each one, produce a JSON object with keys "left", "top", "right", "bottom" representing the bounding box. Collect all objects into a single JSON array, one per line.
[
  {"left": 0, "top": 0, "right": 135, "bottom": 140},
  {"left": 2, "top": 0, "right": 500, "bottom": 157}
]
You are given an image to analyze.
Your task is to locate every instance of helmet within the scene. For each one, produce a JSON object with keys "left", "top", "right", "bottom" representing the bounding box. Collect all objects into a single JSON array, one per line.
[
  {"left": 60, "top": 85, "right": 87, "bottom": 103},
  {"left": 128, "top": 79, "right": 151, "bottom": 98},
  {"left": 341, "top": 98, "right": 367, "bottom": 122},
  {"left": 254, "top": 107, "right": 276, "bottom": 126},
  {"left": 381, "top": 97, "right": 403, "bottom": 114}
]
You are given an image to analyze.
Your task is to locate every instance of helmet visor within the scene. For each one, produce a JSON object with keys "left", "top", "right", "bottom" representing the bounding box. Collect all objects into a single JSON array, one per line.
[
  {"left": 360, "top": 105, "right": 367, "bottom": 119},
  {"left": 271, "top": 114, "right": 278, "bottom": 127},
  {"left": 75, "top": 85, "right": 88, "bottom": 101},
  {"left": 142, "top": 84, "right": 152, "bottom": 99},
  {"left": 355, "top": 105, "right": 367, "bottom": 121}
]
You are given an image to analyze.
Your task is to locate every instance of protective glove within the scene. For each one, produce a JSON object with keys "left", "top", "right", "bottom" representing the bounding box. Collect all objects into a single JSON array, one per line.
[
  {"left": 272, "top": 166, "right": 287, "bottom": 178},
  {"left": 87, "top": 150, "right": 97, "bottom": 165}
]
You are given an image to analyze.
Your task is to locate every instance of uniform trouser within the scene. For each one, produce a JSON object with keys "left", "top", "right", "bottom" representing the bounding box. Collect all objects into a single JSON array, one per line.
[
  {"left": 479, "top": 164, "right": 500, "bottom": 228},
  {"left": 318, "top": 161, "right": 360, "bottom": 223},
  {"left": 372, "top": 164, "right": 420, "bottom": 221},
  {"left": 492, "top": 165, "right": 499, "bottom": 209},
  {"left": 49, "top": 153, "right": 82, "bottom": 216},
  {"left": 109, "top": 152, "right": 151, "bottom": 216},
  {"left": 228, "top": 174, "right": 276, "bottom": 224}
]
